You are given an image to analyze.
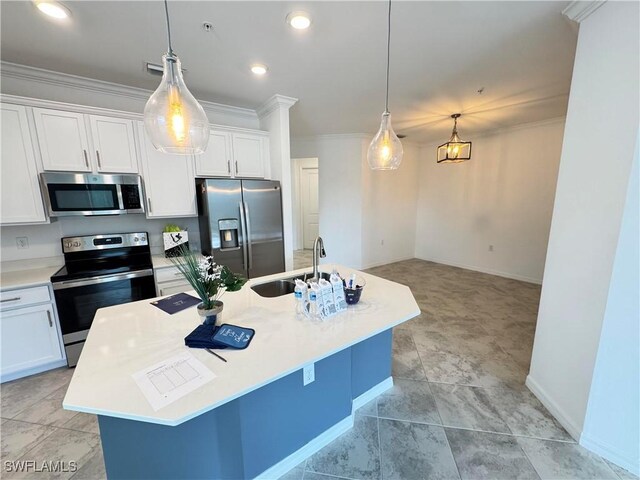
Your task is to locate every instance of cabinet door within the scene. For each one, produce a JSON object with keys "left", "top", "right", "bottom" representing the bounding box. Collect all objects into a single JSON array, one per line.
[
  {"left": 1, "top": 304, "right": 63, "bottom": 376},
  {"left": 89, "top": 115, "right": 138, "bottom": 173},
  {"left": 138, "top": 123, "right": 197, "bottom": 218},
  {"left": 194, "top": 130, "right": 232, "bottom": 177},
  {"left": 232, "top": 133, "right": 265, "bottom": 178},
  {"left": 32, "top": 108, "right": 91, "bottom": 172},
  {"left": 158, "top": 281, "right": 193, "bottom": 297},
  {"left": 0, "top": 104, "right": 47, "bottom": 225}
]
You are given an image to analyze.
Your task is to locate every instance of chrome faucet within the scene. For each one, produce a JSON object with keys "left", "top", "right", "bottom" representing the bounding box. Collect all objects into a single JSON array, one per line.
[{"left": 312, "top": 236, "right": 326, "bottom": 282}]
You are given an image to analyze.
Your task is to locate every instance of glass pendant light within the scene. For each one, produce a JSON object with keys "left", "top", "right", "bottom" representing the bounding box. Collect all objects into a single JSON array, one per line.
[
  {"left": 437, "top": 114, "right": 472, "bottom": 163},
  {"left": 144, "top": 0, "right": 209, "bottom": 155},
  {"left": 367, "top": 0, "right": 403, "bottom": 170}
]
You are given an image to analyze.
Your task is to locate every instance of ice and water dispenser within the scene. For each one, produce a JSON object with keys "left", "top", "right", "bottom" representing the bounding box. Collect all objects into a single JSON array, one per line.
[{"left": 219, "top": 219, "right": 239, "bottom": 249}]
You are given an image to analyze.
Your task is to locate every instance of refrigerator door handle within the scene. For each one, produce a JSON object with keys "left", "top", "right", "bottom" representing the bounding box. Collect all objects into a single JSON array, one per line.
[
  {"left": 238, "top": 201, "right": 249, "bottom": 270},
  {"left": 244, "top": 201, "right": 253, "bottom": 271}
]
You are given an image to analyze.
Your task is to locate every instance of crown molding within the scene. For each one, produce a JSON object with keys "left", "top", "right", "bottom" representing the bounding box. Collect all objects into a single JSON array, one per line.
[
  {"left": 0, "top": 61, "right": 258, "bottom": 122},
  {"left": 256, "top": 94, "right": 299, "bottom": 118},
  {"left": 562, "top": 1, "right": 606, "bottom": 23}
]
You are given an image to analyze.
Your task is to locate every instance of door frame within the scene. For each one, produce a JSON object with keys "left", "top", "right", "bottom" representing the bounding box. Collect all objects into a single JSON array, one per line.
[{"left": 291, "top": 157, "right": 319, "bottom": 250}]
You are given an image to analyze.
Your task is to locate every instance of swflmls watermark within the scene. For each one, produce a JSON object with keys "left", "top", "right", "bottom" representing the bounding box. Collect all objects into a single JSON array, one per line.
[{"left": 4, "top": 460, "right": 78, "bottom": 473}]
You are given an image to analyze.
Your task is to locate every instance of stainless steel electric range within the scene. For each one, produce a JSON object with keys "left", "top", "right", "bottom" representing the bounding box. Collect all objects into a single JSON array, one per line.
[{"left": 50, "top": 232, "right": 157, "bottom": 366}]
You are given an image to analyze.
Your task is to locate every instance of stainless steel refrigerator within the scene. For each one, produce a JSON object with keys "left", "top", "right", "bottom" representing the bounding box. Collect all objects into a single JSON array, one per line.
[{"left": 196, "top": 178, "right": 285, "bottom": 279}]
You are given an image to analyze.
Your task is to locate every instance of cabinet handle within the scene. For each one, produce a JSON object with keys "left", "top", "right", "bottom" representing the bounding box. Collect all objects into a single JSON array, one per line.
[
  {"left": 83, "top": 150, "right": 89, "bottom": 168},
  {"left": 148, "top": 198, "right": 152, "bottom": 213},
  {"left": 47, "top": 310, "right": 53, "bottom": 327},
  {"left": 0, "top": 297, "right": 21, "bottom": 303},
  {"left": 235, "top": 161, "right": 239, "bottom": 175},
  {"left": 96, "top": 150, "right": 102, "bottom": 168},
  {"left": 174, "top": 272, "right": 183, "bottom": 276},
  {"left": 227, "top": 160, "right": 231, "bottom": 174}
]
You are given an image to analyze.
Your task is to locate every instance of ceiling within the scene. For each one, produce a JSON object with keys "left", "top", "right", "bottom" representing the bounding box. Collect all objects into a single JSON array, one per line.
[{"left": 0, "top": 1, "right": 578, "bottom": 143}]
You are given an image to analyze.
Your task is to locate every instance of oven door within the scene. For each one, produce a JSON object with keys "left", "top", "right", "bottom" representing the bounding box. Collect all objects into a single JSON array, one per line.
[{"left": 52, "top": 269, "right": 156, "bottom": 365}]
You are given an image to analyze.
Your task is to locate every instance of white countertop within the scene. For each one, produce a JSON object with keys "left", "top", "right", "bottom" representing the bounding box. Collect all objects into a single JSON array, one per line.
[
  {"left": 151, "top": 254, "right": 176, "bottom": 269},
  {"left": 0, "top": 266, "right": 62, "bottom": 290},
  {"left": 63, "top": 265, "right": 419, "bottom": 426}
]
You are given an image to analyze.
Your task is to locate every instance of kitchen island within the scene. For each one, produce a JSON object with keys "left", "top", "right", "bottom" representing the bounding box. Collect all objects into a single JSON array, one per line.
[{"left": 63, "top": 265, "right": 419, "bottom": 479}]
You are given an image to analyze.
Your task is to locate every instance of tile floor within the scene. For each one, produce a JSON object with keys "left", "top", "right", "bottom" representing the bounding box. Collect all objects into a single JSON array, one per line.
[
  {"left": 294, "top": 249, "right": 313, "bottom": 270},
  {"left": 1, "top": 259, "right": 637, "bottom": 480}
]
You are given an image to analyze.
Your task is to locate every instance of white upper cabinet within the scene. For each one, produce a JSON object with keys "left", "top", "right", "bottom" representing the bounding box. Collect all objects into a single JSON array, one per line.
[
  {"left": 32, "top": 107, "right": 91, "bottom": 172},
  {"left": 194, "top": 130, "right": 233, "bottom": 177},
  {"left": 89, "top": 115, "right": 138, "bottom": 173},
  {"left": 0, "top": 104, "right": 47, "bottom": 225},
  {"left": 138, "top": 123, "right": 197, "bottom": 218},
  {"left": 232, "top": 133, "right": 266, "bottom": 178}
]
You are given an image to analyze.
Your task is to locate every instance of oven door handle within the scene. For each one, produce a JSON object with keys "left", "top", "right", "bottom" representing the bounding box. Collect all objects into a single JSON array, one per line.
[{"left": 52, "top": 269, "right": 154, "bottom": 290}]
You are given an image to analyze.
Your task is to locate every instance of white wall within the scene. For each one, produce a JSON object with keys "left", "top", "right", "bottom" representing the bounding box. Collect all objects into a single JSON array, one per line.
[
  {"left": 528, "top": 0, "right": 639, "bottom": 446},
  {"left": 1, "top": 215, "right": 200, "bottom": 270},
  {"left": 581, "top": 142, "right": 639, "bottom": 475},
  {"left": 415, "top": 119, "right": 565, "bottom": 283},
  {"left": 291, "top": 135, "right": 420, "bottom": 270},
  {"left": 362, "top": 142, "right": 420, "bottom": 268},
  {"left": 292, "top": 135, "right": 365, "bottom": 269}
]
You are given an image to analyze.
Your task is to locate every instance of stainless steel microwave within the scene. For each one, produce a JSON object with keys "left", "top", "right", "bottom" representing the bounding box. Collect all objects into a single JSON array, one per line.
[{"left": 39, "top": 173, "right": 145, "bottom": 217}]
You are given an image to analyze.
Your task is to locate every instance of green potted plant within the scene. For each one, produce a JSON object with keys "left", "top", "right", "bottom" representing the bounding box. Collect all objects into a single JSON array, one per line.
[{"left": 170, "top": 245, "right": 246, "bottom": 325}]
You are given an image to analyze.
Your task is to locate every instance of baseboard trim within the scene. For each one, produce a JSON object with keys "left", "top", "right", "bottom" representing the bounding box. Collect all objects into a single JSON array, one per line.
[
  {"left": 254, "top": 415, "right": 354, "bottom": 480},
  {"left": 352, "top": 377, "right": 394, "bottom": 413},
  {"left": 1, "top": 359, "right": 67, "bottom": 383},
  {"left": 416, "top": 255, "right": 542, "bottom": 284},
  {"left": 580, "top": 432, "right": 640, "bottom": 477},
  {"left": 525, "top": 374, "right": 582, "bottom": 440},
  {"left": 361, "top": 257, "right": 415, "bottom": 270}
]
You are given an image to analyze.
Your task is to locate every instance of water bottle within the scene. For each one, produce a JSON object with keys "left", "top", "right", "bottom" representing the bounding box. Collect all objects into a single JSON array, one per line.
[{"left": 294, "top": 279, "right": 309, "bottom": 318}]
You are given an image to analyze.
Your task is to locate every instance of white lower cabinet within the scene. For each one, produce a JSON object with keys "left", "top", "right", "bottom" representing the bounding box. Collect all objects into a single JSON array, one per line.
[
  {"left": 138, "top": 123, "right": 197, "bottom": 218},
  {"left": 155, "top": 265, "right": 192, "bottom": 297},
  {"left": 1, "top": 301, "right": 64, "bottom": 381}
]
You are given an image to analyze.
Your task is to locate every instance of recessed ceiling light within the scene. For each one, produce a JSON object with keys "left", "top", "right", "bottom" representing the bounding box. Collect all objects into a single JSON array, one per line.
[
  {"left": 34, "top": 0, "right": 71, "bottom": 19},
  {"left": 286, "top": 11, "right": 311, "bottom": 30},
  {"left": 250, "top": 64, "right": 268, "bottom": 76}
]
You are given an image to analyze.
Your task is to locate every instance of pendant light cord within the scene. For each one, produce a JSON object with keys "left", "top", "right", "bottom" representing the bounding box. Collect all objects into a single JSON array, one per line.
[
  {"left": 164, "top": 0, "right": 174, "bottom": 55},
  {"left": 385, "top": 0, "right": 392, "bottom": 113}
]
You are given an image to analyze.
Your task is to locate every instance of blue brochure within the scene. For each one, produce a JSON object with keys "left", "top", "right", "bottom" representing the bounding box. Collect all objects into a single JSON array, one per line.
[
  {"left": 151, "top": 293, "right": 200, "bottom": 314},
  {"left": 212, "top": 324, "right": 255, "bottom": 350},
  {"left": 184, "top": 323, "right": 255, "bottom": 350}
]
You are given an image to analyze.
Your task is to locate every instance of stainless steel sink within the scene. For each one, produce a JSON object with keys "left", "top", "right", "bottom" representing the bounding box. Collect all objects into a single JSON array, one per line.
[
  {"left": 251, "top": 279, "right": 296, "bottom": 298},
  {"left": 250, "top": 272, "right": 333, "bottom": 298}
]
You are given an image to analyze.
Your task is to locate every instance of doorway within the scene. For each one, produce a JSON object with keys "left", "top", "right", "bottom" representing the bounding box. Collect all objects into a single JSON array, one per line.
[{"left": 291, "top": 157, "right": 319, "bottom": 269}]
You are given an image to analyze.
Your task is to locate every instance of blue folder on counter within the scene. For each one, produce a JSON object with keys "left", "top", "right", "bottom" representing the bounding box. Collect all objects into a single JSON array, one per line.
[
  {"left": 151, "top": 293, "right": 201, "bottom": 314},
  {"left": 185, "top": 324, "right": 255, "bottom": 350}
]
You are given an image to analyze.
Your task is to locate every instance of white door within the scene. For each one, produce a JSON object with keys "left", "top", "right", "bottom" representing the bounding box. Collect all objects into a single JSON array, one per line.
[
  {"left": 33, "top": 107, "right": 91, "bottom": 172},
  {"left": 232, "top": 133, "right": 265, "bottom": 178},
  {"left": 1, "top": 304, "right": 63, "bottom": 377},
  {"left": 300, "top": 165, "right": 319, "bottom": 249},
  {"left": 0, "top": 104, "right": 47, "bottom": 225},
  {"left": 138, "top": 123, "right": 197, "bottom": 218},
  {"left": 194, "top": 130, "right": 232, "bottom": 177},
  {"left": 89, "top": 115, "right": 138, "bottom": 173}
]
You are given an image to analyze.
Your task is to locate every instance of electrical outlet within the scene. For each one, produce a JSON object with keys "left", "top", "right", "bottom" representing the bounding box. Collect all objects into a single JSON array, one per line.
[
  {"left": 16, "top": 237, "right": 29, "bottom": 250},
  {"left": 488, "top": 245, "right": 494, "bottom": 252},
  {"left": 303, "top": 363, "right": 315, "bottom": 386}
]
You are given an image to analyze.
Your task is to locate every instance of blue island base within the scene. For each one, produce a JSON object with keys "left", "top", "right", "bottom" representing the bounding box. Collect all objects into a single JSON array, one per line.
[{"left": 99, "top": 330, "right": 393, "bottom": 480}]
